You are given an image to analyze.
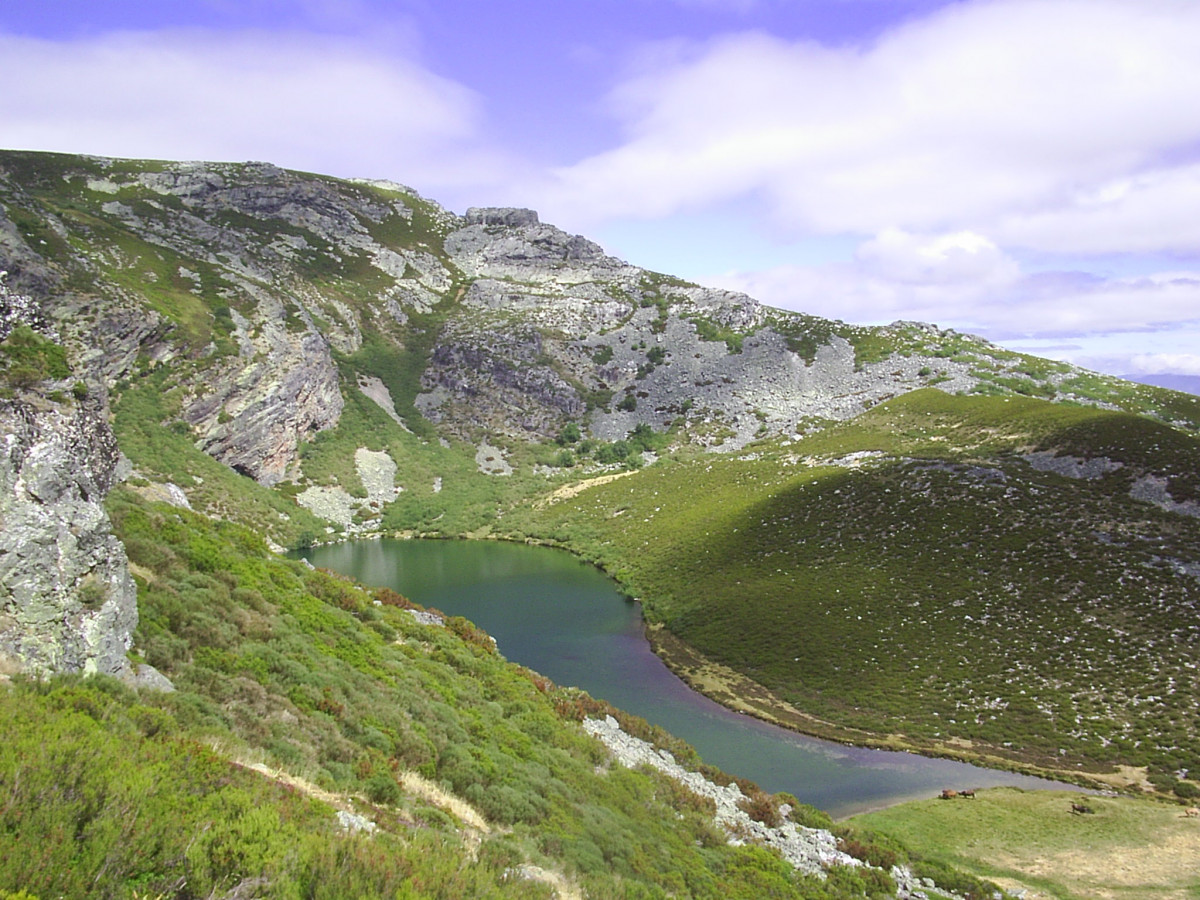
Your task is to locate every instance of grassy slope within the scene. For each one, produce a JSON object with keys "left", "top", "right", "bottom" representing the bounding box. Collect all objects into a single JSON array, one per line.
[
  {"left": 3, "top": 487, "right": 938, "bottom": 900},
  {"left": 852, "top": 787, "right": 1200, "bottom": 900},
  {"left": 515, "top": 390, "right": 1200, "bottom": 781},
  {"left": 0, "top": 677, "right": 539, "bottom": 900}
]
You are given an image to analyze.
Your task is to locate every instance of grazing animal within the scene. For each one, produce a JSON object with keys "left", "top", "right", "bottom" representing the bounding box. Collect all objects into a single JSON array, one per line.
[
  {"left": 1070, "top": 802, "right": 1094, "bottom": 815},
  {"left": 1184, "top": 807, "right": 1200, "bottom": 818},
  {"left": 959, "top": 789, "right": 976, "bottom": 799},
  {"left": 940, "top": 789, "right": 958, "bottom": 800}
]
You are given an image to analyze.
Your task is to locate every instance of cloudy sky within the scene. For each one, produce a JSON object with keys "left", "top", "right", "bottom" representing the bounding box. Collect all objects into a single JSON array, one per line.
[{"left": 3, "top": 0, "right": 1198, "bottom": 379}]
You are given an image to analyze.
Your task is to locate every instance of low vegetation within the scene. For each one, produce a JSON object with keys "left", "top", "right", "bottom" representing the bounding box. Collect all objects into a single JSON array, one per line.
[
  {"left": 853, "top": 787, "right": 1200, "bottom": 900},
  {"left": 0, "top": 488, "right": 944, "bottom": 898},
  {"left": 516, "top": 391, "right": 1200, "bottom": 781}
]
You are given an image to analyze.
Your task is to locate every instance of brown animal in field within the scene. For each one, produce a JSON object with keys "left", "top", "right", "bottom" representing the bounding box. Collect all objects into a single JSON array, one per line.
[
  {"left": 1070, "top": 801, "right": 1094, "bottom": 815},
  {"left": 1184, "top": 807, "right": 1200, "bottom": 818},
  {"left": 940, "top": 789, "right": 958, "bottom": 800},
  {"left": 959, "top": 789, "right": 976, "bottom": 798}
]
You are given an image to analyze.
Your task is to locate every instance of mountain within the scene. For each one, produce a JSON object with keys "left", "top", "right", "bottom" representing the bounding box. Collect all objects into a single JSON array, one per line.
[{"left": 3, "top": 148, "right": 1200, "bottom": 898}]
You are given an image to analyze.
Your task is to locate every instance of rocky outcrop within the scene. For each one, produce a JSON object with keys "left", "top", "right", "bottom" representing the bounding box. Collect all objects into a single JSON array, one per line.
[
  {"left": 0, "top": 395, "right": 138, "bottom": 678},
  {"left": 1023, "top": 451, "right": 1124, "bottom": 480},
  {"left": 1130, "top": 473, "right": 1200, "bottom": 518},
  {"left": 463, "top": 207, "right": 541, "bottom": 228},
  {"left": 584, "top": 715, "right": 854, "bottom": 876},
  {"left": 418, "top": 325, "right": 585, "bottom": 441},
  {"left": 446, "top": 209, "right": 634, "bottom": 284},
  {"left": 183, "top": 324, "right": 343, "bottom": 485}
]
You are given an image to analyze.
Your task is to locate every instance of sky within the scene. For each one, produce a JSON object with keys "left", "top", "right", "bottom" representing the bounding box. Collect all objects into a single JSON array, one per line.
[{"left": 2, "top": 0, "right": 1199, "bottom": 379}]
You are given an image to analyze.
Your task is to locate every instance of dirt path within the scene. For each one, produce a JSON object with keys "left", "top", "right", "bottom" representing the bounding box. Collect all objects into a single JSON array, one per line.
[{"left": 534, "top": 470, "right": 637, "bottom": 508}]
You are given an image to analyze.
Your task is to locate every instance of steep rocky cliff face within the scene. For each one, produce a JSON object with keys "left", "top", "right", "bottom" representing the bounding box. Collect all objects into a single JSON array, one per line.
[
  {"left": 0, "top": 266, "right": 175, "bottom": 684},
  {"left": 424, "top": 208, "right": 990, "bottom": 447},
  {"left": 0, "top": 390, "right": 137, "bottom": 678}
]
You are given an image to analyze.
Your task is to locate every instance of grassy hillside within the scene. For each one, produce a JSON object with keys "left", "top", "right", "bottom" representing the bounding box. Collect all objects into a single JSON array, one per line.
[
  {"left": 3, "top": 487, "right": 972, "bottom": 899},
  {"left": 851, "top": 787, "right": 1200, "bottom": 900},
  {"left": 515, "top": 391, "right": 1200, "bottom": 783}
]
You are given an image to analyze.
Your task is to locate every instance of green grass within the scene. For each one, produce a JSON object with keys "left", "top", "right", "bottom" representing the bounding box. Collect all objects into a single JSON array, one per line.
[
  {"left": 0, "top": 675, "right": 541, "bottom": 900},
  {"left": 0, "top": 326, "right": 71, "bottom": 387},
  {"left": 0, "top": 487, "right": 942, "bottom": 899},
  {"left": 517, "top": 392, "right": 1200, "bottom": 777},
  {"left": 852, "top": 787, "right": 1200, "bottom": 900}
]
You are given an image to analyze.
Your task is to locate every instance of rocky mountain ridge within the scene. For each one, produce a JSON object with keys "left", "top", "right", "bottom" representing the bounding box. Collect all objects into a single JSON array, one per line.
[
  {"left": 7, "top": 148, "right": 1179, "bottom": 499},
  {"left": 2, "top": 147, "right": 1198, "bottom": 682}
]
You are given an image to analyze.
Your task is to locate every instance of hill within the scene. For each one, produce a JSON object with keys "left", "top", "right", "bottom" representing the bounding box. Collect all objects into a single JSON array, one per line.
[
  {"left": 515, "top": 390, "right": 1200, "bottom": 786},
  {"left": 3, "top": 148, "right": 1200, "bottom": 897}
]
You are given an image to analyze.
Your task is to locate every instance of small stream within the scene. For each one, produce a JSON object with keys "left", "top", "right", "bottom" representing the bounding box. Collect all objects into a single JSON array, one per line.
[{"left": 297, "top": 538, "right": 1072, "bottom": 817}]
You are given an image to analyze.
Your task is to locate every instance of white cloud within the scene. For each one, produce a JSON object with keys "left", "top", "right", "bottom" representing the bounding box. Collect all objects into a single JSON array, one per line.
[
  {"left": 0, "top": 29, "right": 515, "bottom": 201},
  {"left": 704, "top": 254, "right": 1200, "bottom": 339},
  {"left": 1124, "top": 353, "right": 1200, "bottom": 376},
  {"left": 535, "top": 0, "right": 1200, "bottom": 256},
  {"left": 995, "top": 163, "right": 1200, "bottom": 254},
  {"left": 855, "top": 228, "right": 1019, "bottom": 286}
]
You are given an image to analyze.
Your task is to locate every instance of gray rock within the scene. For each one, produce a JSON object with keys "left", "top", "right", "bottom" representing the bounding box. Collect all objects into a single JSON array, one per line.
[
  {"left": 1023, "top": 451, "right": 1123, "bottom": 480},
  {"left": 127, "top": 662, "right": 176, "bottom": 692},
  {"left": 1130, "top": 474, "right": 1200, "bottom": 518},
  {"left": 336, "top": 809, "right": 378, "bottom": 834},
  {"left": 0, "top": 396, "right": 137, "bottom": 678},
  {"left": 584, "top": 715, "right": 856, "bottom": 876},
  {"left": 464, "top": 207, "right": 540, "bottom": 228},
  {"left": 184, "top": 323, "right": 343, "bottom": 485}
]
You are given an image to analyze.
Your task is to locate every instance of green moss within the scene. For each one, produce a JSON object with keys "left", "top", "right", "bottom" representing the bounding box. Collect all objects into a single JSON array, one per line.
[{"left": 687, "top": 316, "right": 746, "bottom": 354}]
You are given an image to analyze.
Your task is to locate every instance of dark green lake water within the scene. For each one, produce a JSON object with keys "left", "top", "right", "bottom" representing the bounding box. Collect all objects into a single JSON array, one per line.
[{"left": 298, "top": 538, "right": 1071, "bottom": 817}]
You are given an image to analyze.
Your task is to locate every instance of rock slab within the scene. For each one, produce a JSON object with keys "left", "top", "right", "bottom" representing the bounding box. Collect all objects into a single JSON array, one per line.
[{"left": 0, "top": 396, "right": 138, "bottom": 677}]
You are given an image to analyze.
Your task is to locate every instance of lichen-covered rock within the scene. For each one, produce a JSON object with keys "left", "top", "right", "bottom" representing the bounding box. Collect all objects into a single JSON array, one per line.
[
  {"left": 0, "top": 396, "right": 138, "bottom": 677},
  {"left": 446, "top": 210, "right": 631, "bottom": 284}
]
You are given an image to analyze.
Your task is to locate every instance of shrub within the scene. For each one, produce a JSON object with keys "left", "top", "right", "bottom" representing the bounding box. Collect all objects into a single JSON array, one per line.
[
  {"left": 1174, "top": 781, "right": 1200, "bottom": 800},
  {"left": 365, "top": 773, "right": 402, "bottom": 806},
  {"left": 738, "top": 791, "right": 781, "bottom": 827}
]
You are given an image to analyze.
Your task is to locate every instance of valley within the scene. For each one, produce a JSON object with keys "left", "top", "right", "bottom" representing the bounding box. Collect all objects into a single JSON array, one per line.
[{"left": 3, "top": 148, "right": 1200, "bottom": 898}]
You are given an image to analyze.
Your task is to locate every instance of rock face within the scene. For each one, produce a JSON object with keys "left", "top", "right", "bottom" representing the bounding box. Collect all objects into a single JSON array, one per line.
[
  {"left": 182, "top": 326, "right": 343, "bottom": 485},
  {"left": 425, "top": 210, "right": 986, "bottom": 448},
  {"left": 584, "top": 715, "right": 855, "bottom": 876},
  {"left": 0, "top": 395, "right": 138, "bottom": 677}
]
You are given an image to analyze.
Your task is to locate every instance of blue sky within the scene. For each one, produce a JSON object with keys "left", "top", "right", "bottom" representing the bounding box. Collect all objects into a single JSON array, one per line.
[{"left": 3, "top": 0, "right": 1199, "bottom": 378}]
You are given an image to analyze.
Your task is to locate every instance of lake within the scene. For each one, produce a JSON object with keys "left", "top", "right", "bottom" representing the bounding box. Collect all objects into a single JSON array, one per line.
[{"left": 297, "top": 537, "right": 1072, "bottom": 817}]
